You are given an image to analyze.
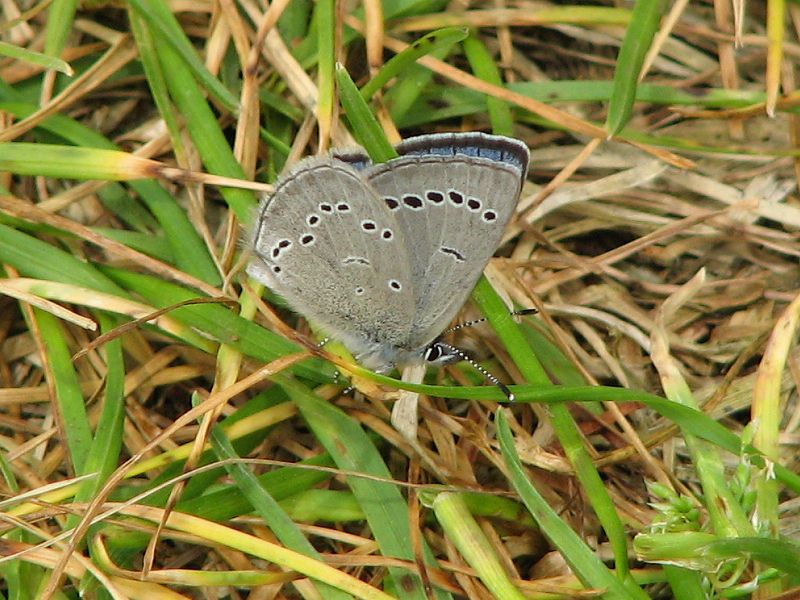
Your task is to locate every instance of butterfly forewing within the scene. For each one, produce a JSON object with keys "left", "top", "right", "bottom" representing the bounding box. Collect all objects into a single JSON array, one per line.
[
  {"left": 248, "top": 157, "right": 416, "bottom": 360},
  {"left": 364, "top": 133, "right": 529, "bottom": 350}
]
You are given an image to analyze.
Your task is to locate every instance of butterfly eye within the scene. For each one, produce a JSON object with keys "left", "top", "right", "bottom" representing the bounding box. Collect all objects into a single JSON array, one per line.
[{"left": 424, "top": 344, "right": 443, "bottom": 362}]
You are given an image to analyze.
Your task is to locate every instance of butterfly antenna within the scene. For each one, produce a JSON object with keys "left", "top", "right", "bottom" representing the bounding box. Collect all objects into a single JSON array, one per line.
[
  {"left": 435, "top": 342, "right": 515, "bottom": 402},
  {"left": 440, "top": 308, "right": 537, "bottom": 336}
]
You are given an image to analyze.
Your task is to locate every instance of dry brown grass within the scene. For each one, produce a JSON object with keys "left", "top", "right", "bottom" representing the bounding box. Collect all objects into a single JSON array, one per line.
[{"left": 0, "top": 0, "right": 798, "bottom": 597}]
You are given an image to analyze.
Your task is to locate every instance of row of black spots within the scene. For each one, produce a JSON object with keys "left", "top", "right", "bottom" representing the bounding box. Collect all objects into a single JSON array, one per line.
[
  {"left": 359, "top": 220, "right": 395, "bottom": 241},
  {"left": 383, "top": 190, "right": 496, "bottom": 222},
  {"left": 270, "top": 238, "right": 292, "bottom": 259},
  {"left": 295, "top": 216, "right": 393, "bottom": 252},
  {"left": 265, "top": 228, "right": 324, "bottom": 275},
  {"left": 438, "top": 191, "right": 499, "bottom": 223},
  {"left": 383, "top": 189, "right": 490, "bottom": 212},
  {"left": 448, "top": 192, "right": 499, "bottom": 224},
  {"left": 307, "top": 201, "right": 354, "bottom": 227},
  {"left": 448, "top": 191, "right": 481, "bottom": 213},
  {"left": 268, "top": 239, "right": 294, "bottom": 275},
  {"left": 315, "top": 201, "right": 352, "bottom": 217}
]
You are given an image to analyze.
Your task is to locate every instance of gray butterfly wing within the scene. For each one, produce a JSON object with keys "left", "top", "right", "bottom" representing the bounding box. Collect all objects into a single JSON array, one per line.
[
  {"left": 363, "top": 132, "right": 529, "bottom": 351},
  {"left": 247, "top": 156, "right": 415, "bottom": 368}
]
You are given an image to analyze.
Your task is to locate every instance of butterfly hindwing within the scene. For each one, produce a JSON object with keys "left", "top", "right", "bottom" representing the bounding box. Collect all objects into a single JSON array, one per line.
[{"left": 248, "top": 157, "right": 416, "bottom": 365}]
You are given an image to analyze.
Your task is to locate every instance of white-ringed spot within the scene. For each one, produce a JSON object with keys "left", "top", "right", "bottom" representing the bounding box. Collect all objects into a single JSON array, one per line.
[{"left": 426, "top": 190, "right": 445, "bottom": 204}]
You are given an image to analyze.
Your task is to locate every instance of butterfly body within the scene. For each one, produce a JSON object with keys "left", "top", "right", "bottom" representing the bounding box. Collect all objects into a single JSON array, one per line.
[{"left": 247, "top": 132, "right": 529, "bottom": 372}]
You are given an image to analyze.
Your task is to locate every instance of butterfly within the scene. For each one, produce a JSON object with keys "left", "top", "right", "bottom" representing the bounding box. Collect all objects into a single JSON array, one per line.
[{"left": 247, "top": 132, "right": 529, "bottom": 378}]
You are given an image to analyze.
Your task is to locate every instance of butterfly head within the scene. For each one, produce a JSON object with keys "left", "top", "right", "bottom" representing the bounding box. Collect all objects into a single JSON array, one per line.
[
  {"left": 347, "top": 336, "right": 459, "bottom": 373},
  {"left": 422, "top": 340, "right": 462, "bottom": 366}
]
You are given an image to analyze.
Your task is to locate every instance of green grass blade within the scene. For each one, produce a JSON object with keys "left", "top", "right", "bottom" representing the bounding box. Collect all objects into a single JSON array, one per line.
[
  {"left": 385, "top": 44, "right": 456, "bottom": 124},
  {"left": 336, "top": 65, "right": 396, "bottom": 162},
  {"left": 635, "top": 533, "right": 800, "bottom": 576},
  {"left": 315, "top": 0, "right": 335, "bottom": 145},
  {"left": 100, "top": 266, "right": 335, "bottom": 382},
  {"left": 462, "top": 34, "right": 514, "bottom": 136},
  {"left": 497, "top": 410, "right": 647, "bottom": 599},
  {"left": 663, "top": 565, "right": 707, "bottom": 600},
  {"left": 6, "top": 101, "right": 220, "bottom": 285},
  {"left": 128, "top": 7, "right": 185, "bottom": 157},
  {"left": 360, "top": 27, "right": 468, "bottom": 101},
  {"left": 127, "top": 0, "right": 239, "bottom": 111},
  {"left": 209, "top": 419, "right": 353, "bottom": 600},
  {"left": 0, "top": 224, "right": 126, "bottom": 296},
  {"left": 152, "top": 34, "right": 256, "bottom": 221},
  {"left": 606, "top": 0, "right": 665, "bottom": 136},
  {"left": 177, "top": 453, "right": 336, "bottom": 522},
  {"left": 32, "top": 309, "right": 92, "bottom": 473},
  {"left": 471, "top": 277, "right": 548, "bottom": 385},
  {"left": 473, "top": 279, "right": 633, "bottom": 580},
  {"left": 43, "top": 0, "right": 78, "bottom": 58},
  {"left": 0, "top": 143, "right": 157, "bottom": 180},
  {"left": 430, "top": 492, "right": 526, "bottom": 599},
  {"left": 0, "top": 41, "right": 72, "bottom": 75},
  {"left": 280, "top": 375, "right": 454, "bottom": 600},
  {"left": 72, "top": 313, "right": 126, "bottom": 525}
]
